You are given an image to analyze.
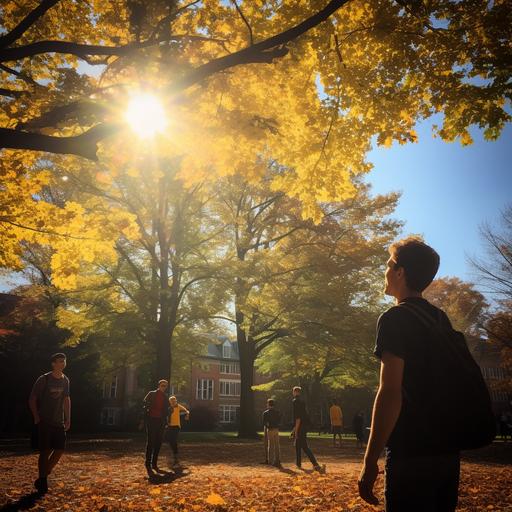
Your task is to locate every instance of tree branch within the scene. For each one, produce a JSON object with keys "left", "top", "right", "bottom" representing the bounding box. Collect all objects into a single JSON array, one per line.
[
  {"left": 231, "top": 0, "right": 254, "bottom": 45},
  {"left": 0, "top": 123, "right": 121, "bottom": 160},
  {"left": 0, "top": 0, "right": 61, "bottom": 49},
  {"left": 0, "top": 35, "right": 228, "bottom": 62},
  {"left": 0, "top": 0, "right": 351, "bottom": 158}
]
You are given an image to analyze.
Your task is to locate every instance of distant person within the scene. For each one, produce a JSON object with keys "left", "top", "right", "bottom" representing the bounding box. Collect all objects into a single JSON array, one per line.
[
  {"left": 142, "top": 379, "right": 169, "bottom": 474},
  {"left": 167, "top": 395, "right": 189, "bottom": 467},
  {"left": 352, "top": 411, "right": 365, "bottom": 449},
  {"left": 358, "top": 237, "right": 494, "bottom": 511},
  {"left": 262, "top": 398, "right": 281, "bottom": 467},
  {"left": 329, "top": 399, "right": 343, "bottom": 447},
  {"left": 291, "top": 386, "right": 324, "bottom": 473},
  {"left": 29, "top": 353, "right": 71, "bottom": 494}
]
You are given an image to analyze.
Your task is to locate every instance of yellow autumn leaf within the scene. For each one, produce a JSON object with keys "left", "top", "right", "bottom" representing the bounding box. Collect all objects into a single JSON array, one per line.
[
  {"left": 150, "top": 487, "right": 161, "bottom": 495},
  {"left": 205, "top": 493, "right": 226, "bottom": 506}
]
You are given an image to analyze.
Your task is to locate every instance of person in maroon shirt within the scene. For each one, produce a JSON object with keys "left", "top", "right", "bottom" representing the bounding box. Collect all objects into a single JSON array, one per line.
[{"left": 141, "top": 379, "right": 169, "bottom": 474}]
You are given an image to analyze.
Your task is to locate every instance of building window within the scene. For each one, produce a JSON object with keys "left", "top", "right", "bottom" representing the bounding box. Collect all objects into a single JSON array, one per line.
[
  {"left": 219, "top": 379, "right": 240, "bottom": 397},
  {"left": 222, "top": 342, "right": 232, "bottom": 359},
  {"left": 483, "top": 367, "right": 506, "bottom": 380},
  {"left": 102, "top": 376, "right": 118, "bottom": 399},
  {"left": 219, "top": 405, "right": 239, "bottom": 423},
  {"left": 100, "top": 407, "right": 119, "bottom": 426},
  {"left": 220, "top": 362, "right": 240, "bottom": 375},
  {"left": 491, "top": 390, "right": 508, "bottom": 402},
  {"left": 196, "top": 379, "right": 214, "bottom": 400}
]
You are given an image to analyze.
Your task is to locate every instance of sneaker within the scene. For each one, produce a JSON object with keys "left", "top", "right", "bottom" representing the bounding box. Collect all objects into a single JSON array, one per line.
[
  {"left": 34, "top": 477, "right": 48, "bottom": 494},
  {"left": 314, "top": 464, "right": 326, "bottom": 474}
]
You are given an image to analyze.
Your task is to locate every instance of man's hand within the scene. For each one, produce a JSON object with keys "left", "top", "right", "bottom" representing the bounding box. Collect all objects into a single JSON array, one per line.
[
  {"left": 185, "top": 414, "right": 190, "bottom": 421},
  {"left": 33, "top": 415, "right": 40, "bottom": 425},
  {"left": 290, "top": 429, "right": 295, "bottom": 439},
  {"left": 64, "top": 420, "right": 71, "bottom": 431},
  {"left": 358, "top": 461, "right": 380, "bottom": 505}
]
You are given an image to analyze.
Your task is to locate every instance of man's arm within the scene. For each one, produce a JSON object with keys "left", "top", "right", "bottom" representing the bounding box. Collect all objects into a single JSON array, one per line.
[
  {"left": 28, "top": 393, "right": 40, "bottom": 424},
  {"left": 179, "top": 404, "right": 190, "bottom": 419},
  {"left": 292, "top": 418, "right": 301, "bottom": 438},
  {"left": 358, "top": 351, "right": 404, "bottom": 505},
  {"left": 63, "top": 396, "right": 71, "bottom": 431},
  {"left": 28, "top": 377, "right": 43, "bottom": 424}
]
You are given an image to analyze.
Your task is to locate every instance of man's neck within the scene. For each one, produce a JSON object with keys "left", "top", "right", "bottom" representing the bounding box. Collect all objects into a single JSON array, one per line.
[
  {"left": 51, "top": 369, "right": 63, "bottom": 378},
  {"left": 394, "top": 290, "right": 423, "bottom": 304}
]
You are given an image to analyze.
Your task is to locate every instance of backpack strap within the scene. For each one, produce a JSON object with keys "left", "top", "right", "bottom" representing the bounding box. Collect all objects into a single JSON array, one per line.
[{"left": 398, "top": 301, "right": 441, "bottom": 329}]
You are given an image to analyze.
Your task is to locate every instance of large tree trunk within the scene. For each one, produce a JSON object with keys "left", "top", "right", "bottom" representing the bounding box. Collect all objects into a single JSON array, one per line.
[
  {"left": 235, "top": 297, "right": 258, "bottom": 438},
  {"left": 238, "top": 339, "right": 257, "bottom": 437}
]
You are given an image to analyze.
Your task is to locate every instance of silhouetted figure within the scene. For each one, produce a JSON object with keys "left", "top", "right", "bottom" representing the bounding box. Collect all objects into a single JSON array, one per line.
[{"left": 28, "top": 353, "right": 71, "bottom": 494}]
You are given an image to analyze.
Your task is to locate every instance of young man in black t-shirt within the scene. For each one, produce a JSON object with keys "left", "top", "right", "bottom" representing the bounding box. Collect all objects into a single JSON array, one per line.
[
  {"left": 358, "top": 237, "right": 460, "bottom": 512},
  {"left": 291, "top": 387, "right": 324, "bottom": 472}
]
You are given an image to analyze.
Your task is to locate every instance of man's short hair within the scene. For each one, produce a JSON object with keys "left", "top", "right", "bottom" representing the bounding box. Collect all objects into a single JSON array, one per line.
[
  {"left": 158, "top": 379, "right": 168, "bottom": 385},
  {"left": 332, "top": 398, "right": 338, "bottom": 405},
  {"left": 51, "top": 353, "right": 66, "bottom": 362},
  {"left": 169, "top": 395, "right": 176, "bottom": 401},
  {"left": 292, "top": 386, "right": 302, "bottom": 394},
  {"left": 389, "top": 237, "right": 440, "bottom": 292},
  {"left": 267, "top": 399, "right": 275, "bottom": 406}
]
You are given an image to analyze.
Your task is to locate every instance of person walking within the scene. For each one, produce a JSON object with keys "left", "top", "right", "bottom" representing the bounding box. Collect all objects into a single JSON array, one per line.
[
  {"left": 329, "top": 399, "right": 343, "bottom": 448},
  {"left": 167, "top": 395, "right": 189, "bottom": 467},
  {"left": 291, "top": 386, "right": 324, "bottom": 473},
  {"left": 142, "top": 379, "right": 169, "bottom": 474},
  {"left": 28, "top": 353, "right": 71, "bottom": 494},
  {"left": 262, "top": 398, "right": 281, "bottom": 467}
]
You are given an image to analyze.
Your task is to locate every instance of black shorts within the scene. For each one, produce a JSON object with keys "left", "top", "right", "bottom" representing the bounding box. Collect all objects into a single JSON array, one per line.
[
  {"left": 38, "top": 423, "right": 66, "bottom": 451},
  {"left": 332, "top": 425, "right": 342, "bottom": 434}
]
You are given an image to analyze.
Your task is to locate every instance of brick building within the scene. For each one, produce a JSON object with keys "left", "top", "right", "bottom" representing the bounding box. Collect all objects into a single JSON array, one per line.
[{"left": 99, "top": 338, "right": 267, "bottom": 429}]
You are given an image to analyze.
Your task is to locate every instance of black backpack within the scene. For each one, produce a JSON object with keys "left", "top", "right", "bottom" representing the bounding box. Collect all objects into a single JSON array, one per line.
[{"left": 399, "top": 301, "right": 496, "bottom": 451}]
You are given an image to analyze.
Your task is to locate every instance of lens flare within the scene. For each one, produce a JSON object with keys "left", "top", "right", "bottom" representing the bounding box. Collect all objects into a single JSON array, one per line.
[{"left": 124, "top": 93, "right": 167, "bottom": 138}]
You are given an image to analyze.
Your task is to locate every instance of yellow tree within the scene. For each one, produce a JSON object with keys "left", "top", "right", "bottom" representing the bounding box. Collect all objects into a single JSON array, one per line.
[
  {"left": 214, "top": 173, "right": 400, "bottom": 435},
  {"left": 1, "top": 0, "right": 510, "bottom": 234}
]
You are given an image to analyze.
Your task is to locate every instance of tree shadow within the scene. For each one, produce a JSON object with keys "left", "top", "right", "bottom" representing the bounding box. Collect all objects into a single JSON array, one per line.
[
  {"left": 277, "top": 466, "right": 297, "bottom": 475},
  {"left": 0, "top": 491, "right": 43, "bottom": 511}
]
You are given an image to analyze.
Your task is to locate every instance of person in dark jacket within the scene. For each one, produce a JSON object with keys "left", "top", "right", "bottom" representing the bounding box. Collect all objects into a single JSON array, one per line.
[
  {"left": 262, "top": 399, "right": 281, "bottom": 466},
  {"left": 141, "top": 379, "right": 169, "bottom": 474}
]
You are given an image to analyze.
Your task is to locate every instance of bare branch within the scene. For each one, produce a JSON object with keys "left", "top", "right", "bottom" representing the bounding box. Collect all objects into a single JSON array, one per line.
[{"left": 231, "top": 0, "right": 254, "bottom": 45}]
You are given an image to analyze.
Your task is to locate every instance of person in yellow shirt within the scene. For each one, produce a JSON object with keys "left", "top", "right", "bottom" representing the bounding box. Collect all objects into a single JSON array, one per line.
[
  {"left": 329, "top": 399, "right": 343, "bottom": 448},
  {"left": 167, "top": 396, "right": 189, "bottom": 466}
]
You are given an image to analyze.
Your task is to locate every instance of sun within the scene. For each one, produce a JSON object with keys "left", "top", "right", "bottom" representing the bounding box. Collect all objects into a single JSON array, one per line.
[{"left": 124, "top": 93, "right": 167, "bottom": 138}]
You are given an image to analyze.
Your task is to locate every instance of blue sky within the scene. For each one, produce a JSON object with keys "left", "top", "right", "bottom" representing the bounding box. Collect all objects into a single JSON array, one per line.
[{"left": 366, "top": 118, "right": 511, "bottom": 285}]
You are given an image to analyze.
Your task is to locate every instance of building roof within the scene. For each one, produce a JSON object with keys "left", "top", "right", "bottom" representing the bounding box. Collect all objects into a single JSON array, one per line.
[{"left": 205, "top": 337, "right": 239, "bottom": 361}]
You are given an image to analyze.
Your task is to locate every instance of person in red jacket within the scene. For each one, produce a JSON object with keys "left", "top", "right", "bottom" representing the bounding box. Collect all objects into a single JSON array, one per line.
[{"left": 141, "top": 379, "right": 169, "bottom": 474}]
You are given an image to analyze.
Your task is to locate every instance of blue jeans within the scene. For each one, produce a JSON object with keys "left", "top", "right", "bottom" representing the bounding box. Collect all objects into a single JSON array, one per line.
[{"left": 385, "top": 451, "right": 460, "bottom": 512}]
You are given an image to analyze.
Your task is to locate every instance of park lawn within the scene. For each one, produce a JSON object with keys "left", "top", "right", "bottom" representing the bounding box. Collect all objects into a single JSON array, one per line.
[{"left": 1, "top": 436, "right": 511, "bottom": 511}]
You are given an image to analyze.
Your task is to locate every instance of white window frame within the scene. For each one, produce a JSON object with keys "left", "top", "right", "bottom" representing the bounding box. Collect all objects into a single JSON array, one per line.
[
  {"left": 196, "top": 379, "right": 214, "bottom": 400},
  {"left": 102, "top": 376, "right": 118, "bottom": 399},
  {"left": 220, "top": 362, "right": 240, "bottom": 375},
  {"left": 219, "top": 404, "right": 239, "bottom": 423},
  {"left": 222, "top": 342, "right": 232, "bottom": 359},
  {"left": 219, "top": 379, "right": 241, "bottom": 397}
]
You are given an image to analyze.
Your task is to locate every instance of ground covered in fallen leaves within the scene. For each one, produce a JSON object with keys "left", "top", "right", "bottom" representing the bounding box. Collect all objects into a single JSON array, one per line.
[{"left": 1, "top": 434, "right": 511, "bottom": 511}]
